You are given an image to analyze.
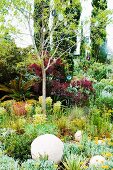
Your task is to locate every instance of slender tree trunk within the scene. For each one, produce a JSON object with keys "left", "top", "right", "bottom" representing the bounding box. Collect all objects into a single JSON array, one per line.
[
  {"left": 42, "top": 62, "right": 46, "bottom": 115},
  {"left": 49, "top": 0, "right": 54, "bottom": 50}
]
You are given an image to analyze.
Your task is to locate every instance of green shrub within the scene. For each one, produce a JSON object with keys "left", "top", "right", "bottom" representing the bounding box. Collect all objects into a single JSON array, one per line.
[
  {"left": 93, "top": 82, "right": 106, "bottom": 97},
  {"left": 87, "top": 108, "right": 112, "bottom": 137},
  {"left": 88, "top": 62, "right": 111, "bottom": 81},
  {"left": 0, "top": 39, "right": 31, "bottom": 85},
  {"left": 24, "top": 123, "right": 59, "bottom": 136},
  {"left": 94, "top": 81, "right": 113, "bottom": 97},
  {"left": 1, "top": 123, "right": 58, "bottom": 162},
  {"left": 77, "top": 59, "right": 93, "bottom": 73},
  {"left": 96, "top": 96, "right": 113, "bottom": 109},
  {"left": 3, "top": 133, "right": 34, "bottom": 162}
]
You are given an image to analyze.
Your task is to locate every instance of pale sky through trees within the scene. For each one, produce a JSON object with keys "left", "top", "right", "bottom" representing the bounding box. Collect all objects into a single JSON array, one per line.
[{"left": 12, "top": 0, "right": 113, "bottom": 54}]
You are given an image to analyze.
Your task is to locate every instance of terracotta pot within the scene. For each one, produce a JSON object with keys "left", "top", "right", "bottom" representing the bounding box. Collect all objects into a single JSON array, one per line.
[{"left": 13, "top": 102, "right": 26, "bottom": 116}]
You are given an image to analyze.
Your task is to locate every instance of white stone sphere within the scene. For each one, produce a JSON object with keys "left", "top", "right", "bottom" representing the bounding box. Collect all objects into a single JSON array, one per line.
[
  {"left": 74, "top": 130, "right": 82, "bottom": 142},
  {"left": 89, "top": 155, "right": 106, "bottom": 166},
  {"left": 31, "top": 134, "right": 64, "bottom": 164}
]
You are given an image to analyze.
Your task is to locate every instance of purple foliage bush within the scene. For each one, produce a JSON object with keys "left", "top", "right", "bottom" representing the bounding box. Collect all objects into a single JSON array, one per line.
[
  {"left": 28, "top": 57, "right": 94, "bottom": 106},
  {"left": 50, "top": 78, "right": 94, "bottom": 106}
]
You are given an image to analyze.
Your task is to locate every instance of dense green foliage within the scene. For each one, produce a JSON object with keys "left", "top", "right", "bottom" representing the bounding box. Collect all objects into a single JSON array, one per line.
[
  {"left": 0, "top": 39, "right": 31, "bottom": 84},
  {"left": 91, "top": 0, "right": 107, "bottom": 62}
]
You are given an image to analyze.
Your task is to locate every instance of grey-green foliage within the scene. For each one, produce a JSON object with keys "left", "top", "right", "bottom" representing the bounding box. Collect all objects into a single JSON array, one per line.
[
  {"left": 0, "top": 128, "right": 15, "bottom": 138},
  {"left": 93, "top": 82, "right": 107, "bottom": 96},
  {"left": 0, "top": 155, "right": 57, "bottom": 170},
  {"left": 0, "top": 155, "right": 19, "bottom": 170},
  {"left": 81, "top": 140, "right": 113, "bottom": 157},
  {"left": 64, "top": 136, "right": 113, "bottom": 158},
  {"left": 63, "top": 140, "right": 113, "bottom": 169},
  {"left": 88, "top": 160, "right": 113, "bottom": 170},
  {"left": 93, "top": 79, "right": 113, "bottom": 97},
  {"left": 21, "top": 159, "right": 57, "bottom": 170},
  {"left": 104, "top": 85, "right": 113, "bottom": 93},
  {"left": 63, "top": 143, "right": 81, "bottom": 159},
  {"left": 94, "top": 80, "right": 113, "bottom": 109}
]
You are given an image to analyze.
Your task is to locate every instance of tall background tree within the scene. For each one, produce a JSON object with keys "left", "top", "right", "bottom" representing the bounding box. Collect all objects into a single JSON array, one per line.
[
  {"left": 91, "top": 0, "right": 107, "bottom": 62},
  {"left": 34, "top": 0, "right": 81, "bottom": 76},
  {"left": 52, "top": 0, "right": 81, "bottom": 75}
]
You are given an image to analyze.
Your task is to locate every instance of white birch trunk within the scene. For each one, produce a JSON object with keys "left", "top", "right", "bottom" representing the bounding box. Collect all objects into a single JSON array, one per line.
[
  {"left": 42, "top": 62, "right": 46, "bottom": 115},
  {"left": 49, "top": 0, "right": 54, "bottom": 50}
]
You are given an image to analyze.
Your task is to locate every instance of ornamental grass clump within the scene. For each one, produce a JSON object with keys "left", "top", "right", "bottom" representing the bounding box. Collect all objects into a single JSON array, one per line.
[{"left": 63, "top": 154, "right": 82, "bottom": 170}]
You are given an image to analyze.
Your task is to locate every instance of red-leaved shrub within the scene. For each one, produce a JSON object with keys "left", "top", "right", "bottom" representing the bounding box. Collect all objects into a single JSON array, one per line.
[
  {"left": 50, "top": 78, "right": 94, "bottom": 106},
  {"left": 28, "top": 58, "right": 68, "bottom": 96},
  {"left": 28, "top": 56, "right": 94, "bottom": 106}
]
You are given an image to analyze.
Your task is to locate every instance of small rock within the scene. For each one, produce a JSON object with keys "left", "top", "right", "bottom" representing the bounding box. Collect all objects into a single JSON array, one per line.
[
  {"left": 74, "top": 130, "right": 82, "bottom": 142},
  {"left": 89, "top": 155, "right": 106, "bottom": 166},
  {"left": 31, "top": 134, "right": 64, "bottom": 164}
]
